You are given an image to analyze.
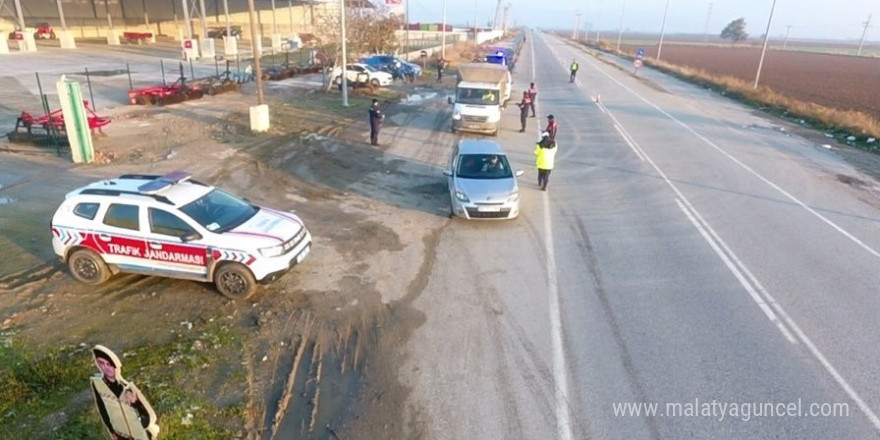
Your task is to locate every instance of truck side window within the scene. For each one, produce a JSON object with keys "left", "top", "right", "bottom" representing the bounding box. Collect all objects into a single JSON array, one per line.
[
  {"left": 73, "top": 202, "right": 100, "bottom": 220},
  {"left": 103, "top": 204, "right": 140, "bottom": 231},
  {"left": 149, "top": 208, "right": 196, "bottom": 238}
]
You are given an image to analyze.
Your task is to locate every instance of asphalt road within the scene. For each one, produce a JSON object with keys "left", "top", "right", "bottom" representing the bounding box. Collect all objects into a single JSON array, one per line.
[{"left": 400, "top": 31, "right": 880, "bottom": 439}]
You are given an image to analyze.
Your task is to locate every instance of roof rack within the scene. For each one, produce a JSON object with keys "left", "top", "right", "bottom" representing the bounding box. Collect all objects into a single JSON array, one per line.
[{"left": 79, "top": 188, "right": 173, "bottom": 205}]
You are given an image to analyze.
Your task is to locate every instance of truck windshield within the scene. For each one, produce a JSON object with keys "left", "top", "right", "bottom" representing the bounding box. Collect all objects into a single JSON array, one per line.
[{"left": 457, "top": 88, "right": 498, "bottom": 105}]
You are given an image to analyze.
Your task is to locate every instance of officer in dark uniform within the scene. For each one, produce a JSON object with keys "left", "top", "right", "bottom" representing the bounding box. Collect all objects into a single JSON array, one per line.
[
  {"left": 517, "top": 91, "right": 532, "bottom": 132},
  {"left": 369, "top": 99, "right": 385, "bottom": 146}
]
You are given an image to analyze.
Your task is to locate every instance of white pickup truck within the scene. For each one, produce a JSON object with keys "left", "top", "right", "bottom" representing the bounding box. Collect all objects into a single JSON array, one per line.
[{"left": 449, "top": 63, "right": 512, "bottom": 136}]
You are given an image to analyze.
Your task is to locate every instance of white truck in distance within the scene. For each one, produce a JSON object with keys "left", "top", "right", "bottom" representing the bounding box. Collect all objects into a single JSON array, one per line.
[{"left": 449, "top": 63, "right": 511, "bottom": 136}]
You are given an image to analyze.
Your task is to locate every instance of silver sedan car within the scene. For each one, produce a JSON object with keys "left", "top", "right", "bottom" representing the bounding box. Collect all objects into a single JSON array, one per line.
[{"left": 443, "top": 139, "right": 524, "bottom": 220}]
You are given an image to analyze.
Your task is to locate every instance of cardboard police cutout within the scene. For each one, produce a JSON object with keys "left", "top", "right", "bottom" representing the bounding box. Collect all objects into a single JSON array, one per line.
[{"left": 91, "top": 345, "right": 160, "bottom": 440}]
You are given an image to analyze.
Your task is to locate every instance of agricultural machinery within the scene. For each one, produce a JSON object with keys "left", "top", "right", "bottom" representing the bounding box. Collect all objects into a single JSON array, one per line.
[
  {"left": 128, "top": 62, "right": 204, "bottom": 106},
  {"left": 7, "top": 101, "right": 110, "bottom": 147}
]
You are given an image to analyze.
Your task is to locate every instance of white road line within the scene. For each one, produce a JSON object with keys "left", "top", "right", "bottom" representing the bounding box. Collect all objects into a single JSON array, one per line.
[
  {"left": 544, "top": 188, "right": 574, "bottom": 440},
  {"left": 674, "top": 198, "right": 797, "bottom": 344},
  {"left": 588, "top": 52, "right": 880, "bottom": 432},
  {"left": 533, "top": 32, "right": 575, "bottom": 440},
  {"left": 610, "top": 116, "right": 645, "bottom": 161}
]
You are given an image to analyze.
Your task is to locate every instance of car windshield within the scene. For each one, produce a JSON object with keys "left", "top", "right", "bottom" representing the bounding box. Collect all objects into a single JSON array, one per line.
[
  {"left": 457, "top": 88, "right": 499, "bottom": 105},
  {"left": 179, "top": 188, "right": 258, "bottom": 233},
  {"left": 456, "top": 154, "right": 513, "bottom": 179},
  {"left": 361, "top": 64, "right": 378, "bottom": 72}
]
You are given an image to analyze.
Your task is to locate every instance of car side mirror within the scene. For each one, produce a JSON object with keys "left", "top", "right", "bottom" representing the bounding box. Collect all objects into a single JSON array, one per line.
[
  {"left": 181, "top": 231, "right": 202, "bottom": 242},
  {"left": 515, "top": 170, "right": 525, "bottom": 177},
  {"left": 448, "top": 96, "right": 453, "bottom": 105},
  {"left": 443, "top": 170, "right": 453, "bottom": 177}
]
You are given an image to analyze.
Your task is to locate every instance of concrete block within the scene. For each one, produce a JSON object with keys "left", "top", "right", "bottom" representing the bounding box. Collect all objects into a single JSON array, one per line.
[
  {"left": 249, "top": 104, "right": 270, "bottom": 132},
  {"left": 59, "top": 30, "right": 76, "bottom": 49},
  {"left": 223, "top": 36, "right": 239, "bottom": 57}
]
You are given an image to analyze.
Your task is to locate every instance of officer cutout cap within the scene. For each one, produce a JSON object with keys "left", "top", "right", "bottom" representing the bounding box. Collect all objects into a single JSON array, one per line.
[{"left": 547, "top": 114, "right": 554, "bottom": 119}]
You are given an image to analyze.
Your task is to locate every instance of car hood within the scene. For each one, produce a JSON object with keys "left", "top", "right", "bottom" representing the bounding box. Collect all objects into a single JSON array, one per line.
[
  {"left": 456, "top": 177, "right": 517, "bottom": 202},
  {"left": 225, "top": 208, "right": 304, "bottom": 247}
]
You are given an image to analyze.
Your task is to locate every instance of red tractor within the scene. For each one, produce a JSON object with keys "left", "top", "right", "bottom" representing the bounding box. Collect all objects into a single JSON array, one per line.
[{"left": 34, "top": 22, "right": 56, "bottom": 39}]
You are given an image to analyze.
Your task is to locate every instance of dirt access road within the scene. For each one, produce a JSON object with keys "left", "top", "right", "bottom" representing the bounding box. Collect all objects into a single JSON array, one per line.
[{"left": 0, "top": 64, "right": 458, "bottom": 438}]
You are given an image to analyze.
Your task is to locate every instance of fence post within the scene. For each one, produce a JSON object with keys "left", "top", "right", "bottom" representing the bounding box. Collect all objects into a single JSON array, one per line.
[
  {"left": 160, "top": 59, "right": 167, "bottom": 86},
  {"left": 85, "top": 67, "right": 96, "bottom": 110},
  {"left": 127, "top": 63, "right": 133, "bottom": 91}
]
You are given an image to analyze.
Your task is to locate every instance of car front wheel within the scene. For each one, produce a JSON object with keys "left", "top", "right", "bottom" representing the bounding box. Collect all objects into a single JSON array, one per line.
[
  {"left": 370, "top": 78, "right": 381, "bottom": 87},
  {"left": 214, "top": 263, "right": 257, "bottom": 300},
  {"left": 68, "top": 249, "right": 110, "bottom": 285}
]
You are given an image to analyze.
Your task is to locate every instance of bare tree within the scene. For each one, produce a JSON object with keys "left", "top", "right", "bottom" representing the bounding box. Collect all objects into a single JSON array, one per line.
[{"left": 314, "top": 5, "right": 403, "bottom": 65}]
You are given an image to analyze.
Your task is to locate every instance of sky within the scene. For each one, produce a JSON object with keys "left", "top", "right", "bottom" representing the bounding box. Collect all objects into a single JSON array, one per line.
[{"left": 402, "top": 0, "right": 877, "bottom": 41}]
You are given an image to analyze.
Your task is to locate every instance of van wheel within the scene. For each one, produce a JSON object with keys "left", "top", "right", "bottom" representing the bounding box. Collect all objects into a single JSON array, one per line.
[
  {"left": 214, "top": 263, "right": 257, "bottom": 300},
  {"left": 68, "top": 249, "right": 110, "bottom": 285}
]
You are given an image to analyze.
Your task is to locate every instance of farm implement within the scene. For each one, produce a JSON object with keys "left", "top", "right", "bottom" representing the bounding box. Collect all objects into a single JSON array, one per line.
[
  {"left": 128, "top": 62, "right": 203, "bottom": 106},
  {"left": 7, "top": 101, "right": 110, "bottom": 147}
]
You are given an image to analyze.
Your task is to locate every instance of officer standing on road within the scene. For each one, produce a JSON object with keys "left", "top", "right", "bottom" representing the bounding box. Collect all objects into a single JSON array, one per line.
[
  {"left": 517, "top": 91, "right": 532, "bottom": 132},
  {"left": 368, "top": 99, "right": 385, "bottom": 146},
  {"left": 545, "top": 115, "right": 558, "bottom": 142},
  {"left": 527, "top": 82, "right": 538, "bottom": 117},
  {"left": 437, "top": 58, "right": 447, "bottom": 82},
  {"left": 535, "top": 132, "right": 557, "bottom": 191},
  {"left": 569, "top": 59, "right": 579, "bottom": 82}
]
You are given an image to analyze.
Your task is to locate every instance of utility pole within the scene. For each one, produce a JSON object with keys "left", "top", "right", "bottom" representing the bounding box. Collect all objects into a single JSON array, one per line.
[
  {"left": 405, "top": 0, "right": 410, "bottom": 61},
  {"left": 754, "top": 0, "right": 777, "bottom": 88},
  {"left": 703, "top": 1, "right": 713, "bottom": 42},
  {"left": 857, "top": 13, "right": 872, "bottom": 56},
  {"left": 616, "top": 1, "right": 626, "bottom": 51},
  {"left": 247, "top": 0, "right": 264, "bottom": 104},
  {"left": 340, "top": 0, "right": 348, "bottom": 106},
  {"left": 441, "top": 0, "right": 447, "bottom": 59},
  {"left": 572, "top": 12, "right": 581, "bottom": 40},
  {"left": 782, "top": 25, "right": 791, "bottom": 49},
  {"left": 473, "top": 0, "right": 478, "bottom": 47},
  {"left": 656, "top": 0, "right": 670, "bottom": 61}
]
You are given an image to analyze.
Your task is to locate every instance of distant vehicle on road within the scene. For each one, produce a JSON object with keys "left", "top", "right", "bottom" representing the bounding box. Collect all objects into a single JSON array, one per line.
[{"left": 443, "top": 139, "right": 524, "bottom": 220}]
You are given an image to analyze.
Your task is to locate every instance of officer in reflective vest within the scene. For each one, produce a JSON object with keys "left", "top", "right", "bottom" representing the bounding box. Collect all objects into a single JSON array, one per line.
[
  {"left": 91, "top": 345, "right": 159, "bottom": 440},
  {"left": 569, "top": 59, "right": 579, "bottom": 82}
]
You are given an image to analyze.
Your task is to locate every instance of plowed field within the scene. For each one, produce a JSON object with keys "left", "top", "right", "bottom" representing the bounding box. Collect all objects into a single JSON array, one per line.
[{"left": 620, "top": 44, "right": 880, "bottom": 121}]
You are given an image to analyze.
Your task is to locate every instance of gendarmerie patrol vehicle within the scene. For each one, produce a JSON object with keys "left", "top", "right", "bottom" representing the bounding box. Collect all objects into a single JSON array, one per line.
[{"left": 50, "top": 171, "right": 311, "bottom": 299}]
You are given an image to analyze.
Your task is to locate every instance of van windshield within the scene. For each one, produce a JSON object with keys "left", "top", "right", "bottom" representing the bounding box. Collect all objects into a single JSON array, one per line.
[{"left": 457, "top": 88, "right": 499, "bottom": 105}]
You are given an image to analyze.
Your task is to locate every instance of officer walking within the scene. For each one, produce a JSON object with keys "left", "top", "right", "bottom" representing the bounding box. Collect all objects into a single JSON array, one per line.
[
  {"left": 527, "top": 82, "right": 538, "bottom": 117},
  {"left": 535, "top": 132, "right": 557, "bottom": 191},
  {"left": 368, "top": 99, "right": 385, "bottom": 146},
  {"left": 517, "top": 91, "right": 532, "bottom": 132}
]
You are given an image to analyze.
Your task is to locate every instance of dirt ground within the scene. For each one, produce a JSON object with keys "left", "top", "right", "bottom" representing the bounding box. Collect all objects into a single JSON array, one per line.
[
  {"left": 618, "top": 43, "right": 880, "bottom": 122},
  {"left": 0, "top": 64, "right": 457, "bottom": 438}
]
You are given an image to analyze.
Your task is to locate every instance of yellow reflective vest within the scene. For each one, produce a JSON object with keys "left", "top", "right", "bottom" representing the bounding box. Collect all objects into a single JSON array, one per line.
[{"left": 535, "top": 143, "right": 557, "bottom": 170}]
